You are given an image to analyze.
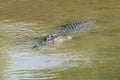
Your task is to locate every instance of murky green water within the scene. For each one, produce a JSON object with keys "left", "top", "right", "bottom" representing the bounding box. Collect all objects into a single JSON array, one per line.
[{"left": 0, "top": 0, "right": 120, "bottom": 80}]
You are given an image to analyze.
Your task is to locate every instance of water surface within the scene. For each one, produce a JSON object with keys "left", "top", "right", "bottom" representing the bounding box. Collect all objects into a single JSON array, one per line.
[{"left": 0, "top": 0, "right": 120, "bottom": 80}]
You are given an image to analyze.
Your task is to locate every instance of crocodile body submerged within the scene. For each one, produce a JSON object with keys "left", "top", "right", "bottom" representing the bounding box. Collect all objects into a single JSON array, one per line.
[
  {"left": 33, "top": 33, "right": 72, "bottom": 48},
  {"left": 33, "top": 20, "right": 96, "bottom": 49}
]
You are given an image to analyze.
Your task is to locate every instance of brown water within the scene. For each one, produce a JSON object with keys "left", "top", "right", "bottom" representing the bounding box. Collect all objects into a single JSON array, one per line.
[{"left": 0, "top": 0, "right": 120, "bottom": 80}]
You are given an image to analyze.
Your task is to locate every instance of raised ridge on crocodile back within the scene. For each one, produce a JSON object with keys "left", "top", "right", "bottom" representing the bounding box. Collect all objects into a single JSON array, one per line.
[{"left": 59, "top": 19, "right": 96, "bottom": 34}]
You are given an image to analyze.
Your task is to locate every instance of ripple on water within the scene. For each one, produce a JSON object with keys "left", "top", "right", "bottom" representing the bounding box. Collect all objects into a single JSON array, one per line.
[{"left": 4, "top": 49, "right": 94, "bottom": 80}]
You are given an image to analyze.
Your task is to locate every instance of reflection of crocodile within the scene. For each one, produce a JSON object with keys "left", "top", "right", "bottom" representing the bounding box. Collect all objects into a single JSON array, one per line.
[{"left": 33, "top": 20, "right": 96, "bottom": 49}]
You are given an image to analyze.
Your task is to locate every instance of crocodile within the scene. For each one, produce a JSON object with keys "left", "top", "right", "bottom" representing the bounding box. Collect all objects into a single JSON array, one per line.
[
  {"left": 33, "top": 33, "right": 72, "bottom": 48},
  {"left": 33, "top": 19, "right": 96, "bottom": 49}
]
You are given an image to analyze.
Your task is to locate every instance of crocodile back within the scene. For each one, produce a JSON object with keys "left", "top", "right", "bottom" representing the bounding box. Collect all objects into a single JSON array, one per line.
[{"left": 59, "top": 20, "right": 96, "bottom": 34}]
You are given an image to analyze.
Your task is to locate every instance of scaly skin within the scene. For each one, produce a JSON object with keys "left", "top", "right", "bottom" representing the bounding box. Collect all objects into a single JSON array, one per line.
[{"left": 59, "top": 19, "right": 96, "bottom": 34}]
